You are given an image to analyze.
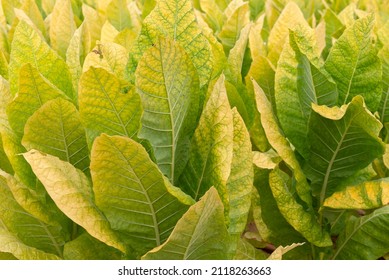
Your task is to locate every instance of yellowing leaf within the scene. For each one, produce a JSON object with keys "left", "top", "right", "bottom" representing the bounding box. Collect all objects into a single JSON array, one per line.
[
  {"left": 21, "top": 0, "right": 47, "bottom": 39},
  {"left": 324, "top": 179, "right": 389, "bottom": 209},
  {"left": 22, "top": 98, "right": 90, "bottom": 173},
  {"left": 136, "top": 37, "right": 199, "bottom": 183},
  {"left": 227, "top": 109, "right": 253, "bottom": 239},
  {"left": 275, "top": 27, "right": 337, "bottom": 158},
  {"left": 253, "top": 79, "right": 312, "bottom": 206},
  {"left": 267, "top": 243, "right": 304, "bottom": 260},
  {"left": 267, "top": 2, "right": 307, "bottom": 66},
  {"left": 9, "top": 21, "right": 74, "bottom": 99},
  {"left": 50, "top": 0, "right": 76, "bottom": 58},
  {"left": 7, "top": 63, "right": 69, "bottom": 136},
  {"left": 179, "top": 75, "right": 233, "bottom": 210},
  {"left": 142, "top": 187, "right": 228, "bottom": 260},
  {"left": 83, "top": 42, "right": 128, "bottom": 82},
  {"left": 0, "top": 225, "right": 61, "bottom": 260},
  {"left": 23, "top": 150, "right": 128, "bottom": 254},
  {"left": 324, "top": 14, "right": 382, "bottom": 111},
  {"left": 269, "top": 168, "right": 332, "bottom": 247},
  {"left": 132, "top": 0, "right": 212, "bottom": 86},
  {"left": 218, "top": 1, "right": 250, "bottom": 52},
  {"left": 78, "top": 67, "right": 141, "bottom": 143},
  {"left": 91, "top": 134, "right": 188, "bottom": 256},
  {"left": 0, "top": 176, "right": 67, "bottom": 258}
]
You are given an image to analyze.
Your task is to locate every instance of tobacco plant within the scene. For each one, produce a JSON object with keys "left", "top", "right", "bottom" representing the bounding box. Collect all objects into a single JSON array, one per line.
[{"left": 0, "top": 0, "right": 389, "bottom": 260}]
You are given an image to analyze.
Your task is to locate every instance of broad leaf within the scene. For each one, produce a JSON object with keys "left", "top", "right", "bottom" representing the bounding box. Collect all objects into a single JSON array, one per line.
[
  {"left": 22, "top": 98, "right": 90, "bottom": 173},
  {"left": 333, "top": 205, "right": 389, "bottom": 259},
  {"left": 267, "top": 2, "right": 307, "bottom": 66},
  {"left": 234, "top": 238, "right": 268, "bottom": 260},
  {"left": 83, "top": 42, "right": 128, "bottom": 82},
  {"left": 7, "top": 63, "right": 70, "bottom": 136},
  {"left": 9, "top": 20, "right": 74, "bottom": 99},
  {"left": 0, "top": 176, "right": 67, "bottom": 257},
  {"left": 227, "top": 109, "right": 252, "bottom": 239},
  {"left": 253, "top": 79, "right": 312, "bottom": 206},
  {"left": 218, "top": 1, "right": 250, "bottom": 53},
  {"left": 50, "top": 0, "right": 76, "bottom": 58},
  {"left": 179, "top": 75, "right": 233, "bottom": 209},
  {"left": 0, "top": 77, "right": 38, "bottom": 189},
  {"left": 131, "top": 0, "right": 212, "bottom": 86},
  {"left": 324, "top": 179, "right": 389, "bottom": 209},
  {"left": 305, "top": 96, "right": 385, "bottom": 205},
  {"left": 79, "top": 67, "right": 141, "bottom": 144},
  {"left": 90, "top": 134, "right": 188, "bottom": 256},
  {"left": 135, "top": 37, "right": 199, "bottom": 183},
  {"left": 142, "top": 187, "right": 228, "bottom": 260},
  {"left": 0, "top": 224, "right": 60, "bottom": 260},
  {"left": 275, "top": 27, "right": 337, "bottom": 158},
  {"left": 252, "top": 168, "right": 309, "bottom": 259},
  {"left": 269, "top": 168, "right": 332, "bottom": 247},
  {"left": 324, "top": 14, "right": 382, "bottom": 111},
  {"left": 23, "top": 150, "right": 128, "bottom": 254},
  {"left": 63, "top": 232, "right": 122, "bottom": 260},
  {"left": 0, "top": 171, "right": 69, "bottom": 230},
  {"left": 106, "top": 0, "right": 132, "bottom": 31}
]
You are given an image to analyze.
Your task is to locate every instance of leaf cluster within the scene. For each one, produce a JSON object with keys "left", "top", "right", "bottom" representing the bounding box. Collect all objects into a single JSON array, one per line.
[{"left": 0, "top": 0, "right": 389, "bottom": 260}]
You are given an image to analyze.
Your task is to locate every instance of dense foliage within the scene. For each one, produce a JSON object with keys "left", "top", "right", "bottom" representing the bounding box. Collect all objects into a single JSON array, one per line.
[{"left": 0, "top": 0, "right": 389, "bottom": 260}]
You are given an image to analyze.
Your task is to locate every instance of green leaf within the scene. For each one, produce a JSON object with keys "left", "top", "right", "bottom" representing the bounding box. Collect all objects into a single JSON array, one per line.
[
  {"left": 179, "top": 75, "right": 233, "bottom": 208},
  {"left": 253, "top": 79, "right": 312, "bottom": 207},
  {"left": 227, "top": 23, "right": 251, "bottom": 85},
  {"left": 227, "top": 108, "right": 253, "bottom": 238},
  {"left": 269, "top": 168, "right": 332, "bottom": 247},
  {"left": 0, "top": 136, "right": 13, "bottom": 174},
  {"left": 135, "top": 37, "right": 199, "bottom": 183},
  {"left": 234, "top": 238, "right": 268, "bottom": 260},
  {"left": 78, "top": 67, "right": 141, "bottom": 144},
  {"left": 252, "top": 173, "right": 311, "bottom": 259},
  {"left": 324, "top": 179, "right": 389, "bottom": 209},
  {"left": 0, "top": 176, "right": 67, "bottom": 257},
  {"left": 378, "top": 45, "right": 389, "bottom": 124},
  {"left": 131, "top": 0, "right": 212, "bottom": 86},
  {"left": 249, "top": 0, "right": 265, "bottom": 20},
  {"left": 22, "top": 98, "right": 90, "bottom": 173},
  {"left": 106, "top": 0, "right": 132, "bottom": 31},
  {"left": 275, "top": 27, "right": 338, "bottom": 158},
  {"left": 0, "top": 224, "right": 61, "bottom": 260},
  {"left": 324, "top": 14, "right": 382, "bottom": 111},
  {"left": 0, "top": 77, "right": 38, "bottom": 189},
  {"left": 9, "top": 20, "right": 74, "bottom": 99},
  {"left": 50, "top": 0, "right": 76, "bottom": 58},
  {"left": 0, "top": 171, "right": 69, "bottom": 231},
  {"left": 90, "top": 134, "right": 188, "bottom": 256},
  {"left": 142, "top": 187, "right": 228, "bottom": 260},
  {"left": 64, "top": 232, "right": 122, "bottom": 260},
  {"left": 306, "top": 96, "right": 385, "bottom": 205},
  {"left": 218, "top": 1, "right": 250, "bottom": 53},
  {"left": 23, "top": 150, "right": 128, "bottom": 254},
  {"left": 7, "top": 64, "right": 70, "bottom": 137},
  {"left": 267, "top": 2, "right": 307, "bottom": 66},
  {"left": 333, "top": 205, "right": 389, "bottom": 259}
]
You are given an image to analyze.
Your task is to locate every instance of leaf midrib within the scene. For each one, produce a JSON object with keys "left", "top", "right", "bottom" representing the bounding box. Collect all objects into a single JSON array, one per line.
[{"left": 111, "top": 139, "right": 161, "bottom": 246}]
